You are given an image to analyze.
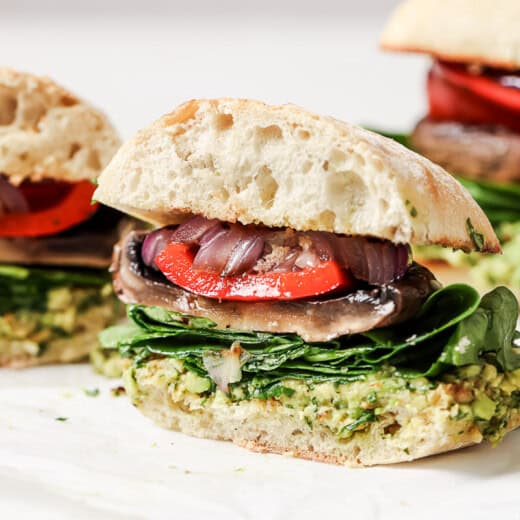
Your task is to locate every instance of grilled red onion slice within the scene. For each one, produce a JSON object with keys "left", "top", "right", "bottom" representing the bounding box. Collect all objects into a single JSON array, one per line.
[
  {"left": 192, "top": 225, "right": 244, "bottom": 273},
  {"left": 271, "top": 249, "right": 299, "bottom": 272},
  {"left": 170, "top": 215, "right": 219, "bottom": 244},
  {"left": 294, "top": 247, "right": 320, "bottom": 269},
  {"left": 306, "top": 231, "right": 334, "bottom": 260},
  {"left": 141, "top": 214, "right": 411, "bottom": 285},
  {"left": 141, "top": 226, "right": 178, "bottom": 268},
  {"left": 0, "top": 176, "right": 29, "bottom": 216},
  {"left": 221, "top": 235, "right": 265, "bottom": 277},
  {"left": 330, "top": 236, "right": 410, "bottom": 285},
  {"left": 202, "top": 342, "right": 250, "bottom": 393}
]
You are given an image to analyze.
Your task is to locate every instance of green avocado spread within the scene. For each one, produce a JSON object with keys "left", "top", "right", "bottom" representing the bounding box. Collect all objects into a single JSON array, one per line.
[{"left": 124, "top": 358, "right": 520, "bottom": 445}]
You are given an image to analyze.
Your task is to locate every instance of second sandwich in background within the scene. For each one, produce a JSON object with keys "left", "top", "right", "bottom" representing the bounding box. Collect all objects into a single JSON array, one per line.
[
  {"left": 0, "top": 68, "right": 125, "bottom": 367},
  {"left": 381, "top": 0, "right": 520, "bottom": 296}
]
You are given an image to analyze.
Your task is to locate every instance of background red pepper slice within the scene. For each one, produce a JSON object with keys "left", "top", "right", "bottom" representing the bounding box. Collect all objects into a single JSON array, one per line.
[
  {"left": 155, "top": 242, "right": 353, "bottom": 301},
  {"left": 427, "top": 62, "right": 520, "bottom": 132},
  {"left": 435, "top": 62, "right": 520, "bottom": 112},
  {"left": 0, "top": 180, "right": 99, "bottom": 237}
]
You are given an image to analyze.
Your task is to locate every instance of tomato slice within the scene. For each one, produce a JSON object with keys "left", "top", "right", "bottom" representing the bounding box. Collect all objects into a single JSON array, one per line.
[
  {"left": 155, "top": 243, "right": 353, "bottom": 301},
  {"left": 0, "top": 180, "right": 98, "bottom": 237},
  {"left": 427, "top": 62, "right": 520, "bottom": 132}
]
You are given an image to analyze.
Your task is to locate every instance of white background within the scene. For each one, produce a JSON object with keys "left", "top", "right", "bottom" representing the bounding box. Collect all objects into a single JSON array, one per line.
[
  {"left": 2, "top": 2, "right": 519, "bottom": 519},
  {"left": 1, "top": 0, "right": 428, "bottom": 138}
]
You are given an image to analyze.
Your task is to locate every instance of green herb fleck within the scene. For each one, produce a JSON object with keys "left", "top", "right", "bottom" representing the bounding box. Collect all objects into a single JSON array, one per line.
[
  {"left": 110, "top": 386, "right": 126, "bottom": 397},
  {"left": 366, "top": 392, "right": 378, "bottom": 404},
  {"left": 338, "top": 410, "right": 376, "bottom": 436},
  {"left": 55, "top": 417, "right": 68, "bottom": 422},
  {"left": 410, "top": 206, "right": 418, "bottom": 218},
  {"left": 84, "top": 388, "right": 100, "bottom": 397},
  {"left": 466, "top": 218, "right": 484, "bottom": 251}
]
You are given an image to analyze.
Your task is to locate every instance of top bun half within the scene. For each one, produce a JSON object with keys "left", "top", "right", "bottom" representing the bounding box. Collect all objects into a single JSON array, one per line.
[
  {"left": 0, "top": 68, "right": 121, "bottom": 184},
  {"left": 380, "top": 0, "right": 520, "bottom": 69},
  {"left": 94, "top": 98, "right": 499, "bottom": 252}
]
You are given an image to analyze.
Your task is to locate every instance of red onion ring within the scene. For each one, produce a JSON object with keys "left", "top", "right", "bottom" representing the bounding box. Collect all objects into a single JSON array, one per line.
[
  {"left": 0, "top": 176, "right": 29, "bottom": 216},
  {"left": 192, "top": 225, "right": 244, "bottom": 273},
  {"left": 294, "top": 248, "right": 320, "bottom": 269},
  {"left": 170, "top": 215, "right": 219, "bottom": 244},
  {"left": 141, "top": 215, "right": 411, "bottom": 284},
  {"left": 141, "top": 226, "right": 178, "bottom": 268},
  {"left": 306, "top": 231, "right": 334, "bottom": 260},
  {"left": 221, "top": 235, "right": 265, "bottom": 277}
]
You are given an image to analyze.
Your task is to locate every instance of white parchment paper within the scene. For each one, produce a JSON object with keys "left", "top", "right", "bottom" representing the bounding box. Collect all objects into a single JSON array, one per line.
[{"left": 0, "top": 364, "right": 519, "bottom": 519}]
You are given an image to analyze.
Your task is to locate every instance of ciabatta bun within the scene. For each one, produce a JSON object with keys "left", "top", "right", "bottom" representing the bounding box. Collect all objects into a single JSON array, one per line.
[
  {"left": 381, "top": 0, "right": 520, "bottom": 69},
  {"left": 95, "top": 98, "right": 499, "bottom": 252},
  {"left": 0, "top": 68, "right": 120, "bottom": 184}
]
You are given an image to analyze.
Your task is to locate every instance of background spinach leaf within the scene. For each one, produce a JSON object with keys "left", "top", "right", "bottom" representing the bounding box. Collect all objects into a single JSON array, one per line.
[{"left": 0, "top": 264, "right": 110, "bottom": 314}]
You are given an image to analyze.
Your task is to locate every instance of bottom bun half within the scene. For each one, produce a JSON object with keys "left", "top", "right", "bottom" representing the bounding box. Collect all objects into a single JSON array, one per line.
[{"left": 123, "top": 358, "right": 520, "bottom": 467}]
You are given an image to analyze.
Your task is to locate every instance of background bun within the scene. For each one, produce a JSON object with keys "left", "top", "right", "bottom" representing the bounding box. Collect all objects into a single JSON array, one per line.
[
  {"left": 380, "top": 0, "right": 520, "bottom": 69},
  {"left": 95, "top": 98, "right": 499, "bottom": 252},
  {"left": 0, "top": 67, "right": 120, "bottom": 184}
]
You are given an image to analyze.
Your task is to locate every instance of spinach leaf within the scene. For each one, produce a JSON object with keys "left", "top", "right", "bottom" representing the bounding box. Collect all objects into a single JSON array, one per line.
[
  {"left": 458, "top": 178, "right": 520, "bottom": 227},
  {"left": 0, "top": 264, "right": 109, "bottom": 313},
  {"left": 100, "top": 285, "right": 520, "bottom": 389}
]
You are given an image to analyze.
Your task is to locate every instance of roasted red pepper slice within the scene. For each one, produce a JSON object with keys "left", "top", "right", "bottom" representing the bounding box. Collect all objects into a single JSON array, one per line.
[
  {"left": 0, "top": 180, "right": 98, "bottom": 237},
  {"left": 427, "top": 61, "right": 520, "bottom": 132},
  {"left": 155, "top": 242, "right": 353, "bottom": 301}
]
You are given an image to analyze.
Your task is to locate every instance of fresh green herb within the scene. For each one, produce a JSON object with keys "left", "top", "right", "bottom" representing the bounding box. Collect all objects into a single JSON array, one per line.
[
  {"left": 410, "top": 206, "right": 418, "bottom": 218},
  {"left": 83, "top": 388, "right": 100, "bottom": 397},
  {"left": 466, "top": 218, "right": 485, "bottom": 252},
  {"left": 366, "top": 392, "right": 378, "bottom": 405},
  {"left": 453, "top": 408, "right": 468, "bottom": 421},
  {"left": 338, "top": 410, "right": 376, "bottom": 435},
  {"left": 55, "top": 417, "right": 68, "bottom": 422}
]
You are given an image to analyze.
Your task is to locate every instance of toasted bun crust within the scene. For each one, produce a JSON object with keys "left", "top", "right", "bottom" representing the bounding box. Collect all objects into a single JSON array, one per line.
[
  {"left": 127, "top": 359, "right": 520, "bottom": 467},
  {"left": 381, "top": 0, "right": 520, "bottom": 69},
  {"left": 0, "top": 68, "right": 121, "bottom": 184},
  {"left": 95, "top": 98, "right": 498, "bottom": 252}
]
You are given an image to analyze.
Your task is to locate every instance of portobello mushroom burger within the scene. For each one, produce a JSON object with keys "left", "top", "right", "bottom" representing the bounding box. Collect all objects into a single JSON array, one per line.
[
  {"left": 381, "top": 0, "right": 520, "bottom": 298},
  {"left": 0, "top": 68, "right": 126, "bottom": 367},
  {"left": 95, "top": 98, "right": 520, "bottom": 466}
]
